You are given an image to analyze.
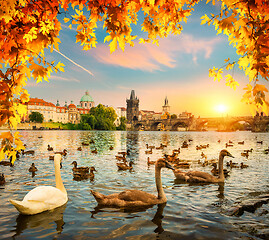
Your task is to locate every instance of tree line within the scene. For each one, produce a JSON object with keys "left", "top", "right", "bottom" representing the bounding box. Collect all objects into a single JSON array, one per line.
[{"left": 29, "top": 104, "right": 126, "bottom": 131}]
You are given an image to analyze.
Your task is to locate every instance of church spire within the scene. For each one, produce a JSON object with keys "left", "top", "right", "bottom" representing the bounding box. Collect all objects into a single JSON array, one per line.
[
  {"left": 130, "top": 90, "right": 136, "bottom": 100},
  {"left": 164, "top": 96, "right": 168, "bottom": 106}
]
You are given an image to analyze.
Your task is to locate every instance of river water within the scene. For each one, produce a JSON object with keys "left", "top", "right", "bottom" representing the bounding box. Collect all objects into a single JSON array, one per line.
[{"left": 0, "top": 130, "right": 268, "bottom": 239}]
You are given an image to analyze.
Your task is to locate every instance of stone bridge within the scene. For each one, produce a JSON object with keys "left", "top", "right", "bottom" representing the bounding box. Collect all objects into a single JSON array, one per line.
[{"left": 131, "top": 116, "right": 269, "bottom": 132}]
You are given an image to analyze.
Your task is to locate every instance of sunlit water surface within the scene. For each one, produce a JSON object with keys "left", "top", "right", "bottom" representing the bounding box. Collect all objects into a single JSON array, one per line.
[{"left": 0, "top": 130, "right": 268, "bottom": 239}]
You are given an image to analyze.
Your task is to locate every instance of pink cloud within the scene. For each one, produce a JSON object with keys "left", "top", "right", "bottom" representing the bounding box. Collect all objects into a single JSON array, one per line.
[{"left": 90, "top": 34, "right": 222, "bottom": 71}]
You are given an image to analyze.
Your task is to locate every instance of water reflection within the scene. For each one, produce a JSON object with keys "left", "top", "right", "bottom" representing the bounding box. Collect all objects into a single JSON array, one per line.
[
  {"left": 217, "top": 183, "right": 225, "bottom": 199},
  {"left": 152, "top": 203, "right": 166, "bottom": 234},
  {"left": 126, "top": 131, "right": 139, "bottom": 161},
  {"left": 90, "top": 203, "right": 167, "bottom": 234},
  {"left": 1, "top": 130, "right": 268, "bottom": 239},
  {"left": 12, "top": 204, "right": 67, "bottom": 238}
]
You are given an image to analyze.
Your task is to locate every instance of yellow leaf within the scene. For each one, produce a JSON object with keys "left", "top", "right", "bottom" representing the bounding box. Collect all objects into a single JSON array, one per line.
[
  {"left": 118, "top": 36, "right": 125, "bottom": 51},
  {"left": 109, "top": 38, "right": 117, "bottom": 53},
  {"left": 64, "top": 18, "right": 70, "bottom": 23},
  {"left": 0, "top": 132, "right": 13, "bottom": 141},
  {"left": 200, "top": 14, "right": 210, "bottom": 25},
  {"left": 75, "top": 9, "right": 83, "bottom": 16},
  {"left": 0, "top": 149, "right": 5, "bottom": 162},
  {"left": 139, "top": 38, "right": 145, "bottom": 44},
  {"left": 9, "top": 117, "right": 17, "bottom": 129},
  {"left": 104, "top": 35, "right": 112, "bottom": 43},
  {"left": 148, "top": 0, "right": 155, "bottom": 6},
  {"left": 253, "top": 84, "right": 268, "bottom": 96}
]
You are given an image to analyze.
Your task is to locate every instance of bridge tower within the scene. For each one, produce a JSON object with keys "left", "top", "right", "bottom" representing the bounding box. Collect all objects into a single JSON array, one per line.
[
  {"left": 126, "top": 90, "right": 139, "bottom": 124},
  {"left": 162, "top": 96, "right": 170, "bottom": 119}
]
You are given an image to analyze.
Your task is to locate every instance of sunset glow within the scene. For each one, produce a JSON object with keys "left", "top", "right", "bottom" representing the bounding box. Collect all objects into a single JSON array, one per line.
[{"left": 215, "top": 104, "right": 228, "bottom": 114}]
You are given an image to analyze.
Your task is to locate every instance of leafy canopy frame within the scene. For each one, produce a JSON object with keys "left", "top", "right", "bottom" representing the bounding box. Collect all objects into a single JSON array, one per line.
[{"left": 0, "top": 0, "right": 268, "bottom": 162}]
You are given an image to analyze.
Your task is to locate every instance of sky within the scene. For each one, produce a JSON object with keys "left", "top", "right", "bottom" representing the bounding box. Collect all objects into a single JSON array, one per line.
[{"left": 25, "top": 1, "right": 253, "bottom": 118}]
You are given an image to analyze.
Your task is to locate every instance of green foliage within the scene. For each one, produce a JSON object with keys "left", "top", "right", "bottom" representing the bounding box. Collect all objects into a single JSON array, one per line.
[
  {"left": 81, "top": 114, "right": 96, "bottom": 129},
  {"left": 29, "top": 112, "right": 44, "bottom": 123},
  {"left": 116, "top": 117, "right": 127, "bottom": 130},
  {"left": 78, "top": 104, "right": 117, "bottom": 130},
  {"left": 171, "top": 114, "right": 177, "bottom": 119}
]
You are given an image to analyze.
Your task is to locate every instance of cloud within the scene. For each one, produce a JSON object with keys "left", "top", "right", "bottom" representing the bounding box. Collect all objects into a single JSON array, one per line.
[{"left": 90, "top": 34, "right": 222, "bottom": 71}]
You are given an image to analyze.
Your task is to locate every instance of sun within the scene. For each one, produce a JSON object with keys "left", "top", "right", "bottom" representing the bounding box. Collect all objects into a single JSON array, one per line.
[{"left": 215, "top": 104, "right": 228, "bottom": 114}]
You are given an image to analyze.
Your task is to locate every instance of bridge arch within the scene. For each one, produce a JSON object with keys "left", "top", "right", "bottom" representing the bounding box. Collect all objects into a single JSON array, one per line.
[
  {"left": 196, "top": 120, "right": 208, "bottom": 131},
  {"left": 150, "top": 121, "right": 163, "bottom": 131},
  {"left": 229, "top": 120, "right": 253, "bottom": 131},
  {"left": 171, "top": 121, "right": 188, "bottom": 131},
  {"left": 134, "top": 123, "right": 144, "bottom": 131}
]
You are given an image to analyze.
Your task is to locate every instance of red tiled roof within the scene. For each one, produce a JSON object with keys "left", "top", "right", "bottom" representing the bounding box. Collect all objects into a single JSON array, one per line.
[
  {"left": 57, "top": 106, "right": 67, "bottom": 110},
  {"left": 68, "top": 104, "right": 76, "bottom": 109},
  {"left": 27, "top": 98, "right": 55, "bottom": 107}
]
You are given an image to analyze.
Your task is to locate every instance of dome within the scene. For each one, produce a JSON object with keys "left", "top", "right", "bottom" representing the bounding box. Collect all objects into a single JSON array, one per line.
[
  {"left": 80, "top": 90, "right": 94, "bottom": 102},
  {"left": 68, "top": 104, "right": 76, "bottom": 109}
]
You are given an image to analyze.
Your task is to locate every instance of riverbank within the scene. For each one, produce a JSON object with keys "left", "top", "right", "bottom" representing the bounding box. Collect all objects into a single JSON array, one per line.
[{"left": 0, "top": 122, "right": 62, "bottom": 130}]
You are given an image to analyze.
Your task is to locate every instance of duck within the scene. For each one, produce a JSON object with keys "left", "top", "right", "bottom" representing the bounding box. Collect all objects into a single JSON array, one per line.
[
  {"left": 146, "top": 144, "right": 155, "bottom": 149},
  {"left": 156, "top": 144, "right": 165, "bottom": 150},
  {"left": 0, "top": 158, "right": 13, "bottom": 166},
  {"left": 174, "top": 162, "right": 190, "bottom": 169},
  {"left": 28, "top": 163, "right": 38, "bottom": 172},
  {"left": 47, "top": 145, "right": 53, "bottom": 151},
  {"left": 211, "top": 163, "right": 229, "bottom": 177},
  {"left": 82, "top": 142, "right": 89, "bottom": 146},
  {"left": 89, "top": 166, "right": 97, "bottom": 178},
  {"left": 118, "top": 149, "right": 130, "bottom": 156},
  {"left": 117, "top": 161, "right": 133, "bottom": 171},
  {"left": 147, "top": 157, "right": 156, "bottom": 165},
  {"left": 91, "top": 148, "right": 98, "bottom": 154},
  {"left": 55, "top": 149, "right": 67, "bottom": 156},
  {"left": 115, "top": 155, "right": 126, "bottom": 161},
  {"left": 91, "top": 158, "right": 174, "bottom": 208},
  {"left": 9, "top": 154, "right": 68, "bottom": 215},
  {"left": 173, "top": 149, "right": 234, "bottom": 183},
  {"left": 263, "top": 148, "right": 269, "bottom": 154},
  {"left": 109, "top": 146, "right": 114, "bottom": 150},
  {"left": 22, "top": 150, "right": 35, "bottom": 155},
  {"left": 145, "top": 149, "right": 153, "bottom": 154},
  {"left": 0, "top": 173, "right": 5, "bottom": 185},
  {"left": 71, "top": 161, "right": 89, "bottom": 173},
  {"left": 238, "top": 141, "right": 244, "bottom": 145},
  {"left": 73, "top": 166, "right": 97, "bottom": 181},
  {"left": 77, "top": 147, "right": 82, "bottom": 151},
  {"left": 226, "top": 160, "right": 239, "bottom": 168},
  {"left": 241, "top": 151, "right": 249, "bottom": 158},
  {"left": 181, "top": 141, "right": 188, "bottom": 148},
  {"left": 240, "top": 162, "right": 249, "bottom": 168},
  {"left": 244, "top": 148, "right": 253, "bottom": 153}
]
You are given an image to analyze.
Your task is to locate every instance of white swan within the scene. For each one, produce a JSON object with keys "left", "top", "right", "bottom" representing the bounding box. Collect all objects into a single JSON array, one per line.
[{"left": 9, "top": 154, "right": 68, "bottom": 215}]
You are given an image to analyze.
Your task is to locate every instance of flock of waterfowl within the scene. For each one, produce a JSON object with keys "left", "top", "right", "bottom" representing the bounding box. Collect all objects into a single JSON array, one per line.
[{"left": 0, "top": 136, "right": 266, "bottom": 216}]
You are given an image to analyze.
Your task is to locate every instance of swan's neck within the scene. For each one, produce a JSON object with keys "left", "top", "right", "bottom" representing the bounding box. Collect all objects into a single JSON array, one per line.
[
  {"left": 54, "top": 159, "right": 66, "bottom": 194},
  {"left": 155, "top": 166, "right": 166, "bottom": 201},
  {"left": 218, "top": 154, "right": 225, "bottom": 181}
]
